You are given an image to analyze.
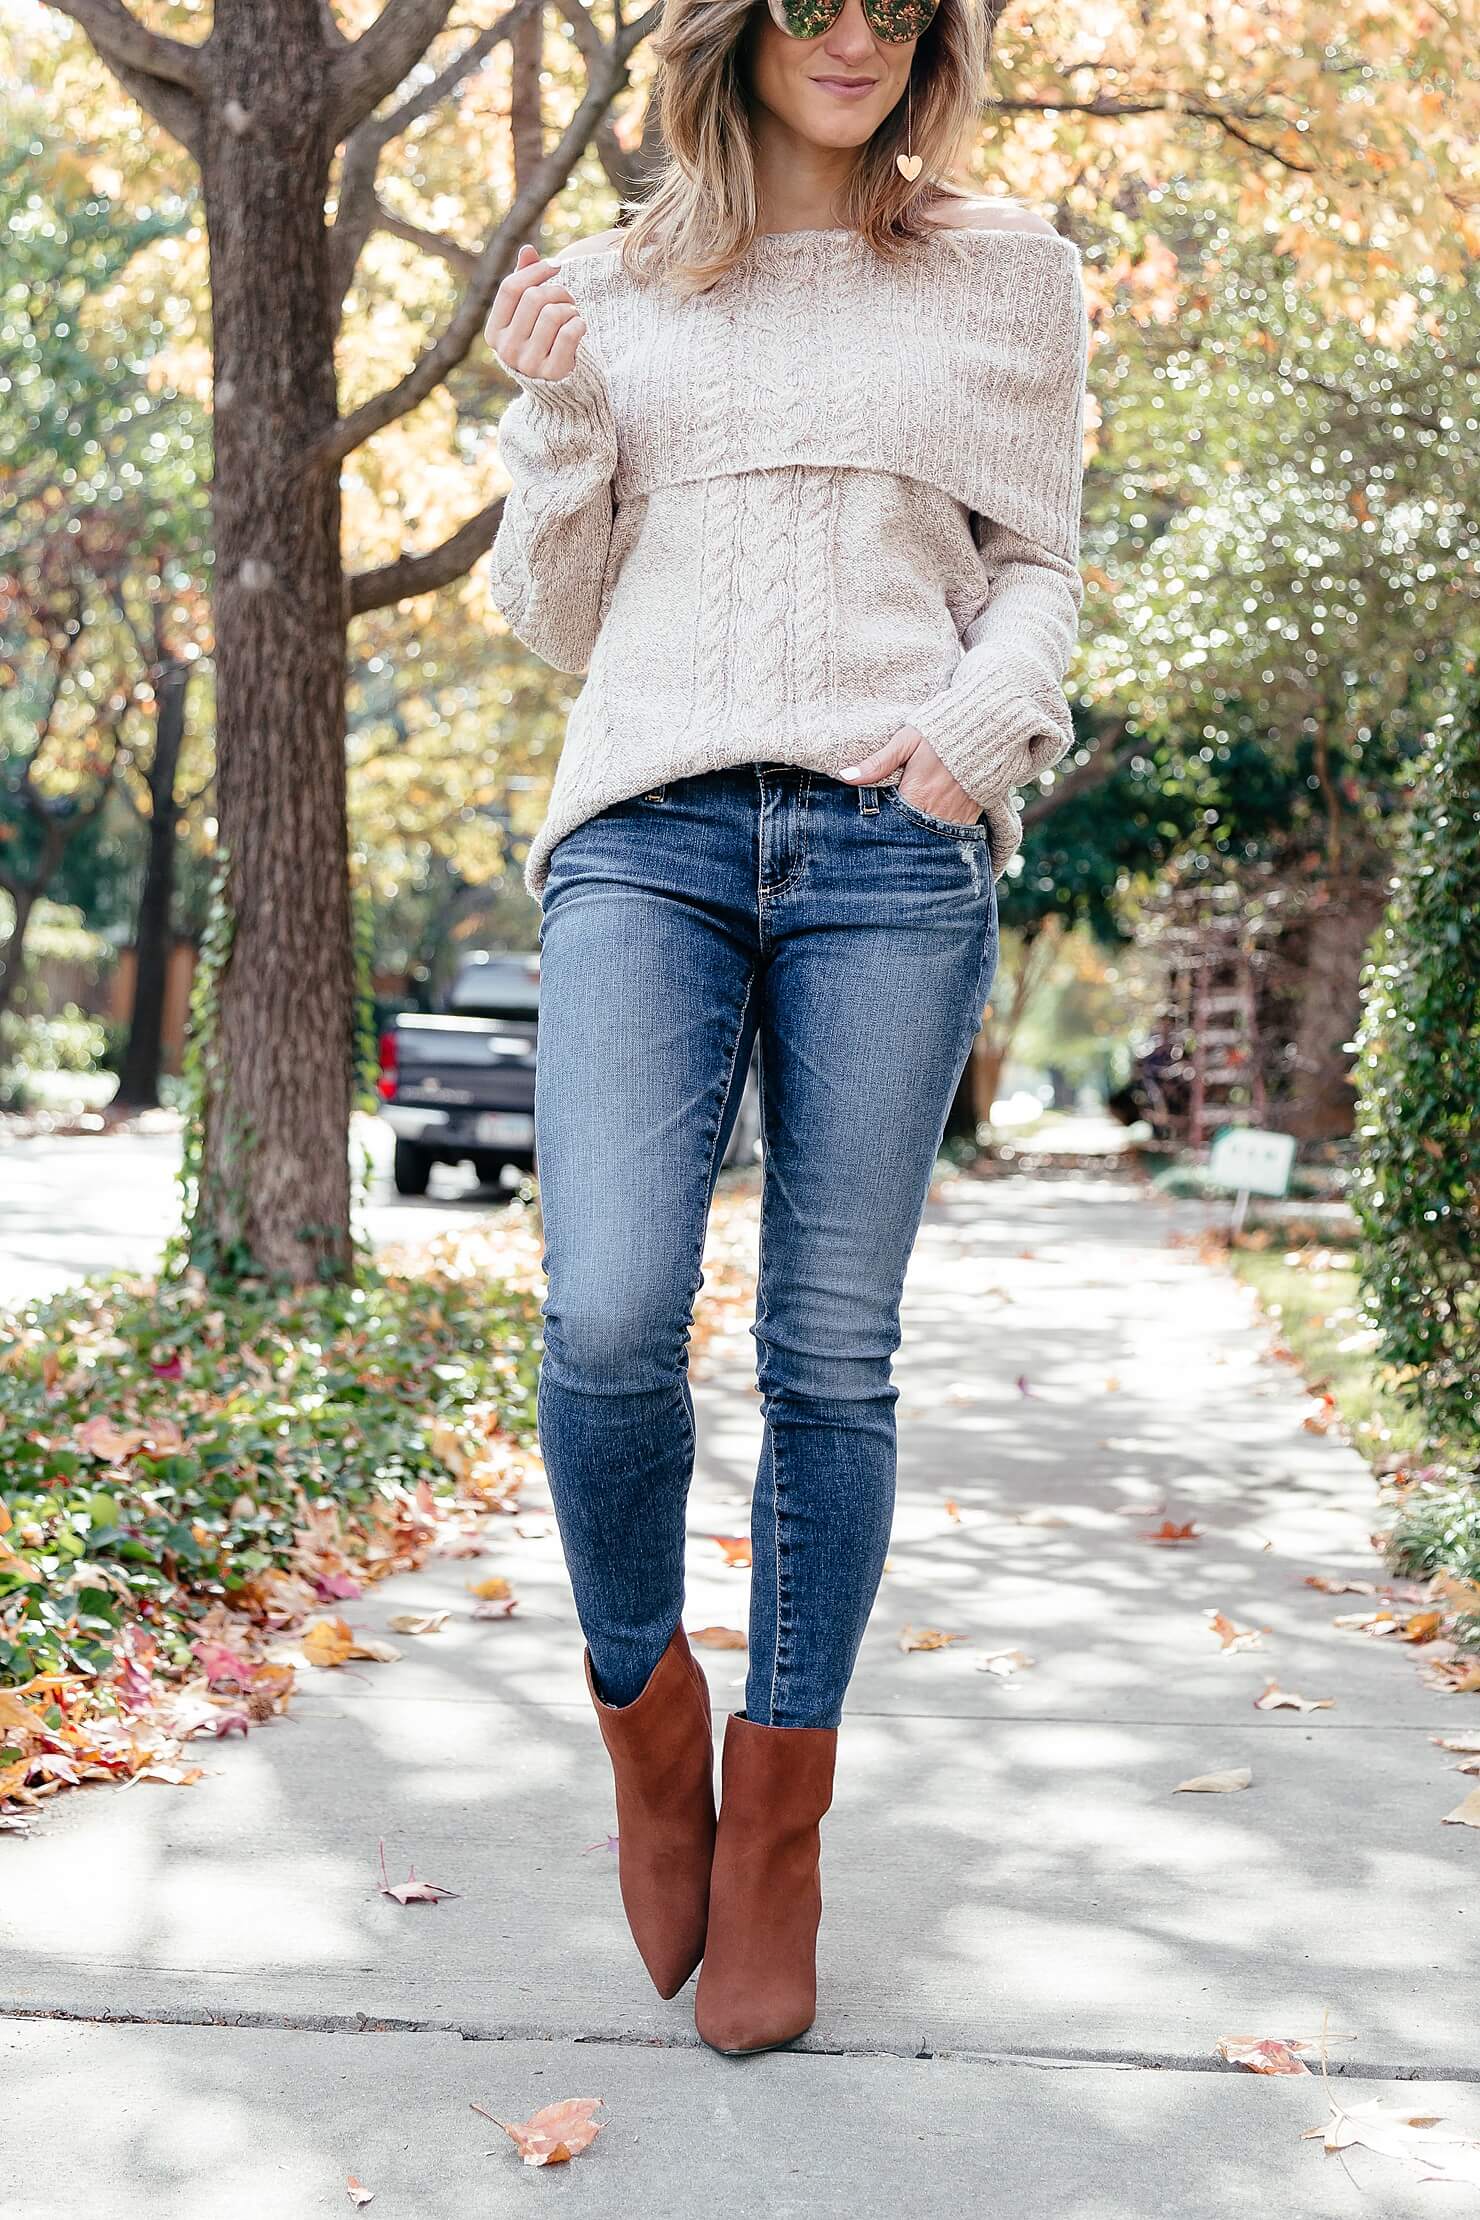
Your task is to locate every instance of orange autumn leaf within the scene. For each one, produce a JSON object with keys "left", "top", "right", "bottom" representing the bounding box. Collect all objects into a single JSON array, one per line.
[
  {"left": 687, "top": 1626, "right": 747, "bottom": 1650},
  {"left": 302, "top": 1618, "right": 400, "bottom": 1668},
  {"left": 1426, "top": 1658, "right": 1480, "bottom": 1693},
  {"left": 468, "top": 1577, "right": 512, "bottom": 1601},
  {"left": 1394, "top": 1610, "right": 1444, "bottom": 1644},
  {"left": 1207, "top": 1611, "right": 1263, "bottom": 1652},
  {"left": 1304, "top": 1574, "right": 1378, "bottom": 1596},
  {"left": 346, "top": 2177, "right": 374, "bottom": 2208},
  {"left": 477, "top": 2097, "right": 606, "bottom": 2168},
  {"left": 943, "top": 1499, "right": 962, "bottom": 1523},
  {"left": 711, "top": 1536, "right": 752, "bottom": 1567},
  {"left": 898, "top": 1625, "right": 965, "bottom": 1653},
  {"left": 1143, "top": 1520, "right": 1200, "bottom": 1545}
]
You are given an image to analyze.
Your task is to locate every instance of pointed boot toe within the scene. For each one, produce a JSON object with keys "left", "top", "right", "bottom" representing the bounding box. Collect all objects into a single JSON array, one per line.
[{"left": 586, "top": 1625, "right": 716, "bottom": 1998}]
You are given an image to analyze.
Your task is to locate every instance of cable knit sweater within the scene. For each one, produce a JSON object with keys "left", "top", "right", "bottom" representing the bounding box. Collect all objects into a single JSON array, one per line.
[{"left": 489, "top": 223, "right": 1090, "bottom": 897}]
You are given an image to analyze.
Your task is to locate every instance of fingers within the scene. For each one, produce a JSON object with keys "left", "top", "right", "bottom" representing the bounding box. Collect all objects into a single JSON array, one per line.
[
  {"left": 839, "top": 728, "right": 920, "bottom": 782},
  {"left": 486, "top": 244, "right": 583, "bottom": 375}
]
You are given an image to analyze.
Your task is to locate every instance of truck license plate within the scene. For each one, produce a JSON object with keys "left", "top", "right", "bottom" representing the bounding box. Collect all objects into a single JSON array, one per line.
[{"left": 474, "top": 1112, "right": 535, "bottom": 1147}]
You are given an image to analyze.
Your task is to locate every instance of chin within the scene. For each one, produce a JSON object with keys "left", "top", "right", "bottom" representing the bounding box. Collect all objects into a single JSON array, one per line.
[{"left": 793, "top": 101, "right": 887, "bottom": 150}]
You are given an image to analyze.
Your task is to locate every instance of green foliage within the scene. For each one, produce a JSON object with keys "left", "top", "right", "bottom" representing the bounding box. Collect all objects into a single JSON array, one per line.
[
  {"left": 1352, "top": 653, "right": 1480, "bottom": 1448},
  {"left": 0, "top": 1265, "right": 541, "bottom": 1689},
  {"left": 0, "top": 1003, "right": 107, "bottom": 1083}
]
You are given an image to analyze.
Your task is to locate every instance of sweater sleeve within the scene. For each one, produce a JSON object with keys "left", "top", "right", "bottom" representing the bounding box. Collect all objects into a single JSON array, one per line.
[
  {"left": 488, "top": 340, "right": 618, "bottom": 676},
  {"left": 902, "top": 512, "right": 1085, "bottom": 806}
]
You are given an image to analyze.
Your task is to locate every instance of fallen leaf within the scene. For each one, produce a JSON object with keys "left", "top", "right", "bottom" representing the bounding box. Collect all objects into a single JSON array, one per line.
[
  {"left": 377, "top": 1841, "right": 459, "bottom": 1904},
  {"left": 1254, "top": 1682, "right": 1334, "bottom": 1713},
  {"left": 582, "top": 1832, "right": 619, "bottom": 1855},
  {"left": 687, "top": 1626, "right": 747, "bottom": 1650},
  {"left": 1440, "top": 1788, "right": 1480, "bottom": 1829},
  {"left": 472, "top": 1593, "right": 519, "bottom": 1619},
  {"left": 303, "top": 1618, "right": 401, "bottom": 1668},
  {"left": 1304, "top": 1574, "right": 1378, "bottom": 1595},
  {"left": 135, "top": 1762, "right": 204, "bottom": 1787},
  {"left": 1394, "top": 1610, "right": 1445, "bottom": 1644},
  {"left": 1432, "top": 1734, "right": 1480, "bottom": 1754},
  {"left": 1144, "top": 1520, "right": 1201, "bottom": 1545},
  {"left": 1174, "top": 1766, "right": 1253, "bottom": 1793},
  {"left": 75, "top": 1415, "right": 149, "bottom": 1463},
  {"left": 192, "top": 1640, "right": 257, "bottom": 1689},
  {"left": 1103, "top": 1375, "right": 1121, "bottom": 1392},
  {"left": 1426, "top": 1658, "right": 1480, "bottom": 1693},
  {"left": 1014, "top": 1374, "right": 1035, "bottom": 1396},
  {"left": 1432, "top": 1571, "right": 1480, "bottom": 1615},
  {"left": 468, "top": 1576, "right": 512, "bottom": 1602},
  {"left": 943, "top": 1499, "right": 962, "bottom": 1523},
  {"left": 388, "top": 1611, "right": 450, "bottom": 1636},
  {"left": 710, "top": 1536, "right": 752, "bottom": 1567},
  {"left": 346, "top": 2177, "right": 374, "bottom": 2208},
  {"left": 898, "top": 1625, "right": 965, "bottom": 1653},
  {"left": 976, "top": 1648, "right": 1035, "bottom": 1677},
  {"left": 1207, "top": 1611, "right": 1263, "bottom": 1652},
  {"left": 1216, "top": 2036, "right": 1312, "bottom": 2075},
  {"left": 1331, "top": 1608, "right": 1401, "bottom": 1634},
  {"left": 476, "top": 2097, "right": 605, "bottom": 2168},
  {"left": 1303, "top": 2094, "right": 1480, "bottom": 2183}
]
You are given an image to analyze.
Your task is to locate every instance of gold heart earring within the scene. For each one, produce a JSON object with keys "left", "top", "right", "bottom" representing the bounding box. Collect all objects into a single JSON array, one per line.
[{"left": 896, "top": 73, "right": 922, "bottom": 181}]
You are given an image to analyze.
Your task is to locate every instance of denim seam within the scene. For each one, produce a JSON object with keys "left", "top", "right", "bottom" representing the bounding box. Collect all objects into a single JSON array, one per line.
[
  {"left": 882, "top": 782, "right": 991, "bottom": 842},
  {"left": 759, "top": 769, "right": 813, "bottom": 902},
  {"left": 768, "top": 1423, "right": 786, "bottom": 1727}
]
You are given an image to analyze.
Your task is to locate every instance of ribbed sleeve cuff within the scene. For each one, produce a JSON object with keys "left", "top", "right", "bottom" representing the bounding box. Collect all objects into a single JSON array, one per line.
[
  {"left": 906, "top": 659, "right": 1075, "bottom": 807},
  {"left": 502, "top": 342, "right": 609, "bottom": 423}
]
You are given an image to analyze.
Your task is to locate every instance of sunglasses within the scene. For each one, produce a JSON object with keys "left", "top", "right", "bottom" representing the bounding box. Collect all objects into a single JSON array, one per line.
[{"left": 764, "top": 0, "right": 941, "bottom": 41}]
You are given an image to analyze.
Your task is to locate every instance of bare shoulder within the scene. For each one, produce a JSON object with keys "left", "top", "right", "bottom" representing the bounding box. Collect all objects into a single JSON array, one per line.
[
  {"left": 924, "top": 196, "right": 1062, "bottom": 239},
  {"left": 553, "top": 227, "right": 625, "bottom": 262}
]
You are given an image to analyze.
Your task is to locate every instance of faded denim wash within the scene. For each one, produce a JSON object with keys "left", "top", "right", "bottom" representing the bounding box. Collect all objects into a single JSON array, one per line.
[{"left": 534, "top": 762, "right": 999, "bottom": 1729}]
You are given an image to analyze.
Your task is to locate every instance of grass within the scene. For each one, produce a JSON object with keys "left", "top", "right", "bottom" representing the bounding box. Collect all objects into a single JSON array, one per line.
[{"left": 1227, "top": 1235, "right": 1480, "bottom": 1629}]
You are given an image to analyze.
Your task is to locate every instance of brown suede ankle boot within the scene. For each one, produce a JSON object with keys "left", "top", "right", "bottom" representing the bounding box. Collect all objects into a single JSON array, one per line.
[
  {"left": 693, "top": 1711, "right": 838, "bottom": 2055},
  {"left": 585, "top": 1624, "right": 716, "bottom": 1999}
]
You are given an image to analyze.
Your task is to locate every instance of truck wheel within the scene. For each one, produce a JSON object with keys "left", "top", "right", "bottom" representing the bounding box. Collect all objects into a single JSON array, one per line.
[{"left": 393, "top": 1140, "right": 433, "bottom": 1197}]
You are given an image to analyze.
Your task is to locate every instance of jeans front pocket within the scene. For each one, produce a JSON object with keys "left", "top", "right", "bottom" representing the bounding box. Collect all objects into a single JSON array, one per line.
[{"left": 882, "top": 781, "right": 989, "bottom": 842}]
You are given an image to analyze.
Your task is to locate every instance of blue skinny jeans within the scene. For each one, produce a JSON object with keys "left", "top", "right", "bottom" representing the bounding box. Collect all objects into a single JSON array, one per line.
[{"left": 533, "top": 762, "right": 999, "bottom": 1729}]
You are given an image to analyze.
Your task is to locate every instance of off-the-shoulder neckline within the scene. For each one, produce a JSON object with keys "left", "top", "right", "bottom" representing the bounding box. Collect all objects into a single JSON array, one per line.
[{"left": 555, "top": 222, "right": 1080, "bottom": 263}]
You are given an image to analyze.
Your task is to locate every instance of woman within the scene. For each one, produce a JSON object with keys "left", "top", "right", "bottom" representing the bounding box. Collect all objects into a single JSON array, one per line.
[{"left": 486, "top": 0, "right": 1088, "bottom": 2057}]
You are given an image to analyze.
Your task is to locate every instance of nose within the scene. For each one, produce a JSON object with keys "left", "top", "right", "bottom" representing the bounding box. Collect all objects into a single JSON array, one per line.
[{"left": 819, "top": 0, "right": 881, "bottom": 59}]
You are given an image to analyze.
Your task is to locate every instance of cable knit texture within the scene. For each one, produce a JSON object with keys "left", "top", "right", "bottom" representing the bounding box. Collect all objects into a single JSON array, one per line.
[{"left": 489, "top": 225, "right": 1089, "bottom": 895}]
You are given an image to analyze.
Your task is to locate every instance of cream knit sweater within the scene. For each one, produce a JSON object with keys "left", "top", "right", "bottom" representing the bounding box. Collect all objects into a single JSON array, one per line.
[{"left": 490, "top": 224, "right": 1090, "bottom": 897}]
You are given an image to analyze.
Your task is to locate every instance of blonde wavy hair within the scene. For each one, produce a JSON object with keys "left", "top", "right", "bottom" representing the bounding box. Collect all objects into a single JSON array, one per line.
[{"left": 617, "top": 0, "right": 992, "bottom": 293}]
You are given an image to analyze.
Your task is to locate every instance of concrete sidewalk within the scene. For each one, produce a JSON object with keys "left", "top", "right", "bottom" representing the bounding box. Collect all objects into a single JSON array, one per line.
[{"left": 3, "top": 1175, "right": 1476, "bottom": 2215}]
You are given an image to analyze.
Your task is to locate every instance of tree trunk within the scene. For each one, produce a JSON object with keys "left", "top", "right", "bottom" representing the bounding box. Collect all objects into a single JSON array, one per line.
[
  {"left": 0, "top": 883, "right": 40, "bottom": 1032},
  {"left": 198, "top": 0, "right": 354, "bottom": 1280},
  {"left": 116, "top": 657, "right": 190, "bottom": 1109},
  {"left": 1279, "top": 876, "right": 1387, "bottom": 1141}
]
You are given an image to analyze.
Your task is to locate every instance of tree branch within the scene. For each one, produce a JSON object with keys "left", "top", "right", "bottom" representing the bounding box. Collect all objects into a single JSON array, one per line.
[
  {"left": 313, "top": 9, "right": 658, "bottom": 467},
  {"left": 330, "top": 0, "right": 460, "bottom": 143},
  {"left": 347, "top": 496, "right": 506, "bottom": 615},
  {"left": 41, "top": 0, "right": 207, "bottom": 155},
  {"left": 371, "top": 204, "right": 481, "bottom": 277}
]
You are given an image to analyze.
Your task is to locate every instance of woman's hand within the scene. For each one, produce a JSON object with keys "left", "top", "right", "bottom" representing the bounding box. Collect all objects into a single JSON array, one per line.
[
  {"left": 839, "top": 728, "right": 982, "bottom": 825},
  {"left": 486, "top": 243, "right": 587, "bottom": 381}
]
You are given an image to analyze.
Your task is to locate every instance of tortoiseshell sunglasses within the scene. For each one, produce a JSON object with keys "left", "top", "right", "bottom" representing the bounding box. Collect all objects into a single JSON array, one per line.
[{"left": 765, "top": 0, "right": 941, "bottom": 41}]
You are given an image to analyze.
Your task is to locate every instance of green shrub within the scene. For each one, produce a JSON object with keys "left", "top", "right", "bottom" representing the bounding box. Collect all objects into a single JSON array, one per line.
[{"left": 1351, "top": 651, "right": 1480, "bottom": 1452}]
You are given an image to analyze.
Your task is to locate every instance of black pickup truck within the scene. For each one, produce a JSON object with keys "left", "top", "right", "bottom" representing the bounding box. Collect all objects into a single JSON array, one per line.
[
  {"left": 378, "top": 948, "right": 760, "bottom": 1196},
  {"left": 377, "top": 951, "right": 541, "bottom": 1196}
]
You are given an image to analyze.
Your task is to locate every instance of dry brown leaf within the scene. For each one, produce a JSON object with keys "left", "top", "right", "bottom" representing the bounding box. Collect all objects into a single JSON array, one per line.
[
  {"left": 1425, "top": 1657, "right": 1480, "bottom": 1694},
  {"left": 388, "top": 1611, "right": 450, "bottom": 1636},
  {"left": 1432, "top": 1734, "right": 1480, "bottom": 1754},
  {"left": 1254, "top": 1682, "right": 1334, "bottom": 1713},
  {"left": 687, "top": 1626, "right": 747, "bottom": 1650},
  {"left": 1395, "top": 1611, "right": 1446, "bottom": 1644},
  {"left": 1305, "top": 1573, "right": 1378, "bottom": 1595},
  {"left": 898, "top": 1625, "right": 965, "bottom": 1654},
  {"left": 711, "top": 1536, "right": 752, "bottom": 1567},
  {"left": 476, "top": 2097, "right": 606, "bottom": 2168},
  {"left": 1432, "top": 1571, "right": 1480, "bottom": 1615},
  {"left": 302, "top": 1618, "right": 400, "bottom": 1668},
  {"left": 1174, "top": 1766, "right": 1253, "bottom": 1793},
  {"left": 1303, "top": 2094, "right": 1480, "bottom": 2183},
  {"left": 1215, "top": 2036, "right": 1312, "bottom": 2075},
  {"left": 135, "top": 1761, "right": 204, "bottom": 1786},
  {"left": 467, "top": 1576, "right": 512, "bottom": 1601},
  {"left": 976, "top": 1648, "right": 1035, "bottom": 1677},
  {"left": 1207, "top": 1611, "right": 1263, "bottom": 1652},
  {"left": 1332, "top": 1608, "right": 1401, "bottom": 1634},
  {"left": 346, "top": 2177, "right": 374, "bottom": 2209},
  {"left": 76, "top": 1415, "right": 150, "bottom": 1463},
  {"left": 1440, "top": 1788, "right": 1480, "bottom": 1829}
]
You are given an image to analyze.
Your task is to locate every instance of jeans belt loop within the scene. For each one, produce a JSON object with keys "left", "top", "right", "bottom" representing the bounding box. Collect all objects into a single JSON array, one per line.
[{"left": 858, "top": 783, "right": 880, "bottom": 815}]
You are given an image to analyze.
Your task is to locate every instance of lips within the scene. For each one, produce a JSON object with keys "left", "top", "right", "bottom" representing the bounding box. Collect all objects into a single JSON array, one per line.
[{"left": 811, "top": 75, "right": 879, "bottom": 89}]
